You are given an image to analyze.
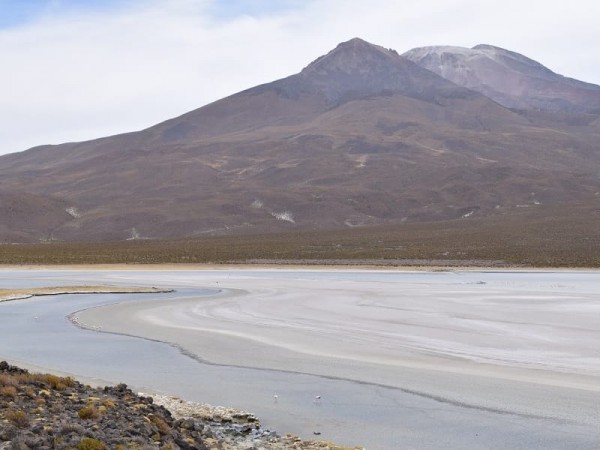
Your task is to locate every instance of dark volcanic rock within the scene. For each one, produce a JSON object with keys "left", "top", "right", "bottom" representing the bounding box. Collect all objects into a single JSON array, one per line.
[
  {"left": 275, "top": 37, "right": 477, "bottom": 106},
  {"left": 0, "top": 362, "right": 359, "bottom": 450},
  {"left": 0, "top": 363, "right": 207, "bottom": 449}
]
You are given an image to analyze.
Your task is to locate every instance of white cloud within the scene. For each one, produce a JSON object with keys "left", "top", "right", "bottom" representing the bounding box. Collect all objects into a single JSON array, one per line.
[{"left": 0, "top": 0, "right": 598, "bottom": 155}]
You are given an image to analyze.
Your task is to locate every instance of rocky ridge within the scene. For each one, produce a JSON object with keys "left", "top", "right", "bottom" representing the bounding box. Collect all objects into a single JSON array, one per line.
[
  {"left": 0, "top": 362, "right": 360, "bottom": 450},
  {"left": 403, "top": 44, "right": 600, "bottom": 113}
]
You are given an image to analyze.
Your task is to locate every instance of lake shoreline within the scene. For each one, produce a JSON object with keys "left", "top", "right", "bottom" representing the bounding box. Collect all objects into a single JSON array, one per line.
[
  {"left": 0, "top": 285, "right": 173, "bottom": 302},
  {"left": 1, "top": 269, "right": 599, "bottom": 449}
]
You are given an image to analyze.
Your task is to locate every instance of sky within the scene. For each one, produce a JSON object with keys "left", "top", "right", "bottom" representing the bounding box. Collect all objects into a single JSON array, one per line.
[{"left": 0, "top": 0, "right": 599, "bottom": 155}]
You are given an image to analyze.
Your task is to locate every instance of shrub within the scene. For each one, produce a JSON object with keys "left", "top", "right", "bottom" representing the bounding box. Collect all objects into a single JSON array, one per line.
[
  {"left": 5, "top": 410, "right": 29, "bottom": 428},
  {"left": 77, "top": 438, "right": 106, "bottom": 450},
  {"left": 0, "top": 386, "right": 17, "bottom": 398},
  {"left": 13, "top": 373, "right": 34, "bottom": 385},
  {"left": 102, "top": 399, "right": 116, "bottom": 408},
  {"left": 25, "top": 373, "right": 73, "bottom": 391},
  {"left": 149, "top": 415, "right": 171, "bottom": 435},
  {"left": 40, "top": 374, "right": 73, "bottom": 391},
  {"left": 78, "top": 406, "right": 100, "bottom": 420},
  {"left": 24, "top": 387, "right": 36, "bottom": 398},
  {"left": 0, "top": 374, "right": 18, "bottom": 387}
]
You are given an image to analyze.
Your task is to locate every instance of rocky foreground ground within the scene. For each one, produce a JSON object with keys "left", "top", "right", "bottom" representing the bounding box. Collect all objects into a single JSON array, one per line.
[{"left": 0, "top": 361, "right": 361, "bottom": 450}]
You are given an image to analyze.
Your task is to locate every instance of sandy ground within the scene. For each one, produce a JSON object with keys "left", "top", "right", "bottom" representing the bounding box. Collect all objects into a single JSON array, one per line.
[
  {"left": 74, "top": 270, "right": 600, "bottom": 429},
  {"left": 0, "top": 285, "right": 172, "bottom": 302}
]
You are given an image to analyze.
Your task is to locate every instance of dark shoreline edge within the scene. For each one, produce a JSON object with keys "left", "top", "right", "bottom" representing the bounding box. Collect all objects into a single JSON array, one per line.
[{"left": 0, "top": 360, "right": 362, "bottom": 449}]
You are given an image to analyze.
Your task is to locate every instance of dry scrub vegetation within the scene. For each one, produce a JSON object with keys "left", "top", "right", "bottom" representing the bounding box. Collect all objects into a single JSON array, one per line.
[
  {"left": 0, "top": 202, "right": 598, "bottom": 267},
  {"left": 1, "top": 362, "right": 362, "bottom": 449}
]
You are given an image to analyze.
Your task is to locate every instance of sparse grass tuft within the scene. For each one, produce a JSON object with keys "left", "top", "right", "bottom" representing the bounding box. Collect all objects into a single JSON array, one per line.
[
  {"left": 102, "top": 398, "right": 116, "bottom": 408},
  {"left": 35, "top": 373, "right": 73, "bottom": 391},
  {"left": 149, "top": 414, "right": 171, "bottom": 435},
  {"left": 0, "top": 374, "right": 18, "bottom": 387},
  {"left": 77, "top": 437, "right": 106, "bottom": 450},
  {"left": 0, "top": 385, "right": 17, "bottom": 398},
  {"left": 5, "top": 409, "right": 30, "bottom": 428},
  {"left": 78, "top": 405, "right": 100, "bottom": 420}
]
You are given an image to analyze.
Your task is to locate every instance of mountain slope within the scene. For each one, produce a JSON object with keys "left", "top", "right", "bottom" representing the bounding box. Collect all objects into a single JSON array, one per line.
[
  {"left": 403, "top": 44, "right": 600, "bottom": 114},
  {"left": 0, "top": 38, "right": 599, "bottom": 242}
]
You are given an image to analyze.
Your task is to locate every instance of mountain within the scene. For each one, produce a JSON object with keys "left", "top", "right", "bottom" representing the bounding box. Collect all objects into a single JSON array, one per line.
[
  {"left": 403, "top": 44, "right": 600, "bottom": 114},
  {"left": 0, "top": 38, "right": 599, "bottom": 242}
]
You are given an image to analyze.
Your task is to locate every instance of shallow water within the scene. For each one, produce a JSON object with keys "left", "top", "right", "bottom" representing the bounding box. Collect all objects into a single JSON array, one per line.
[{"left": 1, "top": 269, "right": 600, "bottom": 449}]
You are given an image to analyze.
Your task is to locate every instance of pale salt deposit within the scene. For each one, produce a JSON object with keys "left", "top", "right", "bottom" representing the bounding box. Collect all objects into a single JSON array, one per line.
[{"left": 2, "top": 268, "right": 600, "bottom": 449}]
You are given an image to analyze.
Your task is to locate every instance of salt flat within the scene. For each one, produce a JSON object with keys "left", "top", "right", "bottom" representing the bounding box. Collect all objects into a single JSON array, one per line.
[
  {"left": 77, "top": 271, "right": 600, "bottom": 426},
  {"left": 78, "top": 271, "right": 600, "bottom": 373},
  {"left": 2, "top": 268, "right": 600, "bottom": 449}
]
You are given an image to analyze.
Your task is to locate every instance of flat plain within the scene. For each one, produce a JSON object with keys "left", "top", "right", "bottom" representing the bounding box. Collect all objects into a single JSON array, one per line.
[
  {"left": 1, "top": 199, "right": 599, "bottom": 267},
  {"left": 2, "top": 268, "right": 600, "bottom": 448},
  {"left": 66, "top": 269, "right": 600, "bottom": 448}
]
